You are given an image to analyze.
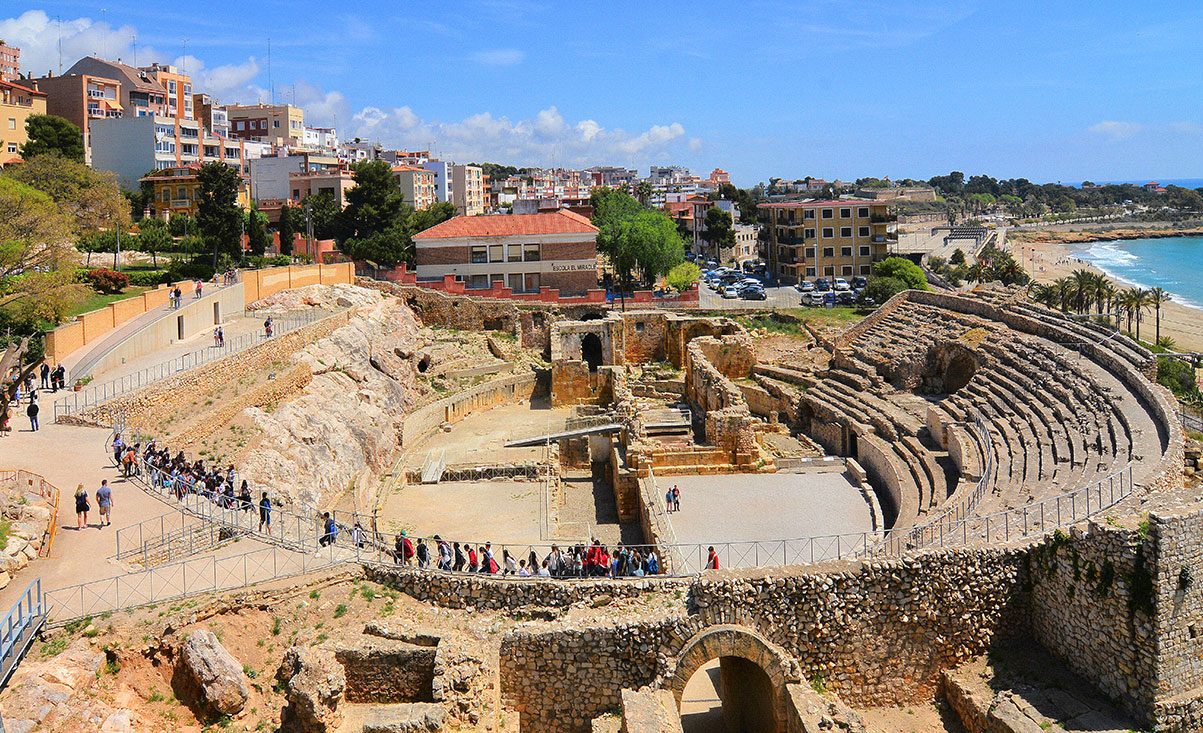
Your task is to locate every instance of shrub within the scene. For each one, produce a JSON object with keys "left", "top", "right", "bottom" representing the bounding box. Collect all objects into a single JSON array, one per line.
[
  {"left": 127, "top": 271, "right": 171, "bottom": 287},
  {"left": 863, "top": 275, "right": 908, "bottom": 304},
  {"left": 84, "top": 268, "right": 130, "bottom": 294},
  {"left": 665, "top": 262, "right": 701, "bottom": 293},
  {"left": 167, "top": 260, "right": 215, "bottom": 282},
  {"left": 872, "top": 256, "right": 928, "bottom": 290}
]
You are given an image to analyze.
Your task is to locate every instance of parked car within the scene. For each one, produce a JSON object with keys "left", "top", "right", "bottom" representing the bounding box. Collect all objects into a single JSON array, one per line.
[
  {"left": 795, "top": 280, "right": 816, "bottom": 293},
  {"left": 851, "top": 276, "right": 868, "bottom": 291},
  {"left": 815, "top": 278, "right": 831, "bottom": 292},
  {"left": 740, "top": 288, "right": 767, "bottom": 301},
  {"left": 837, "top": 290, "right": 857, "bottom": 305},
  {"left": 834, "top": 278, "right": 850, "bottom": 291},
  {"left": 721, "top": 285, "right": 740, "bottom": 299}
]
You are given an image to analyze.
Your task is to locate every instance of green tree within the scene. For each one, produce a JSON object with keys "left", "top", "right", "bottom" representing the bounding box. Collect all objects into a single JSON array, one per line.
[
  {"left": 339, "top": 160, "right": 410, "bottom": 240},
  {"left": 701, "top": 206, "right": 735, "bottom": 258},
  {"left": 591, "top": 188, "right": 684, "bottom": 291},
  {"left": 340, "top": 227, "right": 411, "bottom": 266},
  {"left": 0, "top": 178, "right": 84, "bottom": 321},
  {"left": 195, "top": 162, "right": 243, "bottom": 263},
  {"left": 1149, "top": 287, "right": 1171, "bottom": 346},
  {"left": 305, "top": 192, "right": 341, "bottom": 241},
  {"left": 410, "top": 200, "right": 457, "bottom": 235},
  {"left": 136, "top": 222, "right": 171, "bottom": 268},
  {"left": 635, "top": 180, "right": 652, "bottom": 206},
  {"left": 864, "top": 276, "right": 908, "bottom": 304},
  {"left": 949, "top": 248, "right": 966, "bottom": 266},
  {"left": 277, "top": 203, "right": 297, "bottom": 256},
  {"left": 245, "top": 203, "right": 270, "bottom": 257},
  {"left": 6, "top": 153, "right": 128, "bottom": 237},
  {"left": 168, "top": 213, "right": 194, "bottom": 238},
  {"left": 19, "top": 115, "right": 85, "bottom": 162},
  {"left": 665, "top": 262, "right": 701, "bottom": 293},
  {"left": 872, "top": 257, "right": 928, "bottom": 291}
]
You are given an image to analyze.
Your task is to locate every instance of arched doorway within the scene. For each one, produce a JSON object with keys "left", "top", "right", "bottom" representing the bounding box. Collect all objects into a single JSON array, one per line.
[
  {"left": 581, "top": 332, "right": 603, "bottom": 373},
  {"left": 670, "top": 626, "right": 798, "bottom": 733},
  {"left": 680, "top": 657, "right": 777, "bottom": 732}
]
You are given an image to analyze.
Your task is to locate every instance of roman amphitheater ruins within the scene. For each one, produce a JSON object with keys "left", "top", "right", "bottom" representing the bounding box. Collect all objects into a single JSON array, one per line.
[{"left": 1, "top": 270, "right": 1201, "bottom": 732}]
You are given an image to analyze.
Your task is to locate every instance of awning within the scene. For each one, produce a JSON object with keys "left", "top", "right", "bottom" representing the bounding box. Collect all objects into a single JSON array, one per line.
[{"left": 103, "top": 99, "right": 123, "bottom": 111}]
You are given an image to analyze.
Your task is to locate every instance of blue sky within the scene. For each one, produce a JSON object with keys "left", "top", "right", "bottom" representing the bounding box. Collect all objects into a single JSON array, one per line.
[{"left": 5, "top": 2, "right": 1203, "bottom": 186}]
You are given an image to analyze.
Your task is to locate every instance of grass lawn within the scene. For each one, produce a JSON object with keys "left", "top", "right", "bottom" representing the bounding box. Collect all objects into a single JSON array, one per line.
[
  {"left": 783, "top": 306, "right": 870, "bottom": 327},
  {"left": 66, "top": 287, "right": 152, "bottom": 319}
]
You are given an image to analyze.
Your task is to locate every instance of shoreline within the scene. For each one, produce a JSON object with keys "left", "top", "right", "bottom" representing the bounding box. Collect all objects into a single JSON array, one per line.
[
  {"left": 1011, "top": 237, "right": 1203, "bottom": 353},
  {"left": 1008, "top": 226, "right": 1203, "bottom": 245}
]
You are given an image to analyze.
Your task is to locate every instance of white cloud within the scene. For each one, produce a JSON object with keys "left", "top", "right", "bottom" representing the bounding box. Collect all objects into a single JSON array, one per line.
[
  {"left": 0, "top": 10, "right": 150, "bottom": 76},
  {"left": 290, "top": 80, "right": 351, "bottom": 128},
  {"left": 688, "top": 137, "right": 703, "bottom": 152},
  {"left": 349, "top": 104, "right": 690, "bottom": 167},
  {"left": 172, "top": 54, "right": 266, "bottom": 103},
  {"left": 470, "top": 48, "right": 525, "bottom": 66},
  {"left": 1088, "top": 121, "right": 1144, "bottom": 141}
]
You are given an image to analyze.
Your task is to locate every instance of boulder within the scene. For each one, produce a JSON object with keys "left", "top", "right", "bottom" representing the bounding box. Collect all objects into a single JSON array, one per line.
[
  {"left": 279, "top": 646, "right": 345, "bottom": 733},
  {"left": 179, "top": 630, "right": 248, "bottom": 715},
  {"left": 362, "top": 703, "right": 445, "bottom": 732}
]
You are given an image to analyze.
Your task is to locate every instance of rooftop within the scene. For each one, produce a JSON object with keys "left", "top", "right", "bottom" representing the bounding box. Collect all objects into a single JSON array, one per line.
[
  {"left": 413, "top": 209, "right": 598, "bottom": 240},
  {"left": 759, "top": 199, "right": 890, "bottom": 208}
]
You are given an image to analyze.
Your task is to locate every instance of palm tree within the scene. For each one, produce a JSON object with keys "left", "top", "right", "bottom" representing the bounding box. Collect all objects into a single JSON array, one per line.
[
  {"left": 1148, "top": 287, "right": 1172, "bottom": 347},
  {"left": 635, "top": 180, "right": 652, "bottom": 206},
  {"left": 1053, "top": 277, "right": 1076, "bottom": 312},
  {"left": 1071, "top": 269, "right": 1095, "bottom": 313},
  {"left": 1117, "top": 289, "right": 1137, "bottom": 335},
  {"left": 1130, "top": 288, "right": 1152, "bottom": 343}
]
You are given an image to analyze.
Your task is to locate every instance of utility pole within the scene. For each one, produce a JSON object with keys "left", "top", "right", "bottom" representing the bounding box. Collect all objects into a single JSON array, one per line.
[{"left": 113, "top": 222, "right": 120, "bottom": 271}]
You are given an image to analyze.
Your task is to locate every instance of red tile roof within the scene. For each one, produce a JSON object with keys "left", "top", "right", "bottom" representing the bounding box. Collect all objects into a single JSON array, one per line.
[{"left": 413, "top": 210, "right": 598, "bottom": 240}]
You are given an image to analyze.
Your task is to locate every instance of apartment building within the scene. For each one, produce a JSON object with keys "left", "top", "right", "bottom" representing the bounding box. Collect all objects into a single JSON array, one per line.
[
  {"left": 451, "top": 163, "right": 485, "bottom": 215},
  {"left": 193, "top": 93, "right": 229, "bottom": 137},
  {"left": 225, "top": 103, "right": 304, "bottom": 145},
  {"left": 288, "top": 167, "right": 355, "bottom": 208},
  {"left": 423, "top": 160, "right": 454, "bottom": 205},
  {"left": 413, "top": 210, "right": 599, "bottom": 294},
  {"left": 250, "top": 151, "right": 339, "bottom": 201},
  {"left": 57, "top": 57, "right": 169, "bottom": 117},
  {"left": 89, "top": 114, "right": 247, "bottom": 189},
  {"left": 392, "top": 165, "right": 436, "bottom": 210},
  {"left": 759, "top": 200, "right": 896, "bottom": 283},
  {"left": 28, "top": 72, "right": 122, "bottom": 163},
  {"left": 302, "top": 126, "right": 339, "bottom": 150},
  {"left": 585, "top": 165, "right": 637, "bottom": 189},
  {"left": 140, "top": 63, "right": 192, "bottom": 122},
  {"left": 141, "top": 164, "right": 251, "bottom": 219},
  {"left": 1, "top": 78, "right": 46, "bottom": 159},
  {"left": 0, "top": 41, "right": 20, "bottom": 82}
]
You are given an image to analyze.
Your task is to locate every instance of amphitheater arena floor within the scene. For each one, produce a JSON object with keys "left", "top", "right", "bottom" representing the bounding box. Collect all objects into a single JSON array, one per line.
[{"left": 663, "top": 469, "right": 873, "bottom": 556}]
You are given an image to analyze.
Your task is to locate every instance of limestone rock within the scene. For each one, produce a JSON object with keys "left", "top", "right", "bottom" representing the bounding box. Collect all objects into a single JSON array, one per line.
[
  {"left": 280, "top": 646, "right": 345, "bottom": 733},
  {"left": 180, "top": 630, "right": 248, "bottom": 715},
  {"left": 362, "top": 703, "right": 445, "bottom": 732}
]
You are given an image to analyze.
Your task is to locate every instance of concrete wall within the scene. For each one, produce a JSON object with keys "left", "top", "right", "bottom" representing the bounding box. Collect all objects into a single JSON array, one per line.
[{"left": 398, "top": 371, "right": 539, "bottom": 448}]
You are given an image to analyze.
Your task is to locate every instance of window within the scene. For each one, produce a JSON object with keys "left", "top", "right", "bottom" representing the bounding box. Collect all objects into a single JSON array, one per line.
[
  {"left": 840, "top": 208, "right": 851, "bottom": 218},
  {"left": 635, "top": 321, "right": 646, "bottom": 333},
  {"left": 842, "top": 265, "right": 853, "bottom": 276},
  {"left": 292, "top": 189, "right": 300, "bottom": 199},
  {"left": 804, "top": 209, "right": 816, "bottom": 219},
  {"left": 860, "top": 264, "right": 872, "bottom": 275},
  {"left": 168, "top": 80, "right": 176, "bottom": 94},
  {"left": 824, "top": 265, "right": 835, "bottom": 276},
  {"left": 235, "top": 121, "right": 244, "bottom": 131},
  {"left": 858, "top": 226, "right": 870, "bottom": 237},
  {"left": 858, "top": 207, "right": 869, "bottom": 218},
  {"left": 821, "top": 208, "right": 833, "bottom": 219},
  {"left": 524, "top": 243, "right": 540, "bottom": 261},
  {"left": 779, "top": 265, "right": 787, "bottom": 275},
  {"left": 6, "top": 118, "right": 13, "bottom": 130},
  {"left": 841, "top": 246, "right": 852, "bottom": 257},
  {"left": 822, "top": 227, "right": 834, "bottom": 238},
  {"left": 859, "top": 245, "right": 871, "bottom": 257},
  {"left": 804, "top": 228, "right": 815, "bottom": 239},
  {"left": 176, "top": 187, "right": 186, "bottom": 200},
  {"left": 840, "top": 227, "right": 852, "bottom": 238},
  {"left": 273, "top": 120, "right": 281, "bottom": 129},
  {"left": 469, "top": 274, "right": 489, "bottom": 289},
  {"left": 471, "top": 246, "right": 488, "bottom": 264},
  {"left": 805, "top": 266, "right": 816, "bottom": 277},
  {"left": 508, "top": 273, "right": 524, "bottom": 291},
  {"left": 6, "top": 142, "right": 15, "bottom": 154},
  {"left": 805, "top": 247, "right": 816, "bottom": 258},
  {"left": 488, "top": 244, "right": 503, "bottom": 263},
  {"left": 822, "top": 247, "right": 835, "bottom": 258},
  {"left": 508, "top": 244, "right": 523, "bottom": 262}
]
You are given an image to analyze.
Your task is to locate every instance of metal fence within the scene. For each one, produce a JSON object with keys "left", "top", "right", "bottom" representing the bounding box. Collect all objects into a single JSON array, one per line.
[
  {"left": 54, "top": 309, "right": 332, "bottom": 421},
  {"left": 0, "top": 578, "right": 43, "bottom": 687},
  {"left": 45, "top": 544, "right": 341, "bottom": 624},
  {"left": 0, "top": 471, "right": 61, "bottom": 559},
  {"left": 1181, "top": 403, "right": 1203, "bottom": 434}
]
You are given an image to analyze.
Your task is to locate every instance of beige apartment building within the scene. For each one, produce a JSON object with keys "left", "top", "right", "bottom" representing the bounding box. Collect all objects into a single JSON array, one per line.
[
  {"left": 0, "top": 78, "right": 46, "bottom": 159},
  {"left": 452, "top": 163, "right": 485, "bottom": 215},
  {"left": 289, "top": 167, "right": 355, "bottom": 208},
  {"left": 226, "top": 103, "right": 304, "bottom": 146},
  {"left": 392, "top": 165, "right": 436, "bottom": 210},
  {"left": 759, "top": 200, "right": 896, "bottom": 283}
]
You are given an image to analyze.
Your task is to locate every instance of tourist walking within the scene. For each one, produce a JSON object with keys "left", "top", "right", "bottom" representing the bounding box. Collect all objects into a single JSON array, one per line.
[
  {"left": 399, "top": 531, "right": 414, "bottom": 565},
  {"left": 264, "top": 316, "right": 273, "bottom": 338},
  {"left": 393, "top": 534, "right": 405, "bottom": 564},
  {"left": 238, "top": 481, "right": 252, "bottom": 512},
  {"left": 503, "top": 549, "right": 517, "bottom": 575},
  {"left": 39, "top": 363, "right": 49, "bottom": 390},
  {"left": 95, "top": 480, "right": 114, "bottom": 527},
  {"left": 467, "top": 545, "right": 479, "bottom": 572},
  {"left": 52, "top": 365, "right": 65, "bottom": 392},
  {"left": 74, "top": 483, "right": 89, "bottom": 529},
  {"left": 259, "top": 492, "right": 272, "bottom": 535},
  {"left": 665, "top": 487, "right": 674, "bottom": 512},
  {"left": 351, "top": 522, "right": 365, "bottom": 549},
  {"left": 111, "top": 433, "right": 124, "bottom": 465},
  {"left": 416, "top": 538, "right": 430, "bottom": 568},
  {"left": 319, "top": 512, "right": 337, "bottom": 547},
  {"left": 453, "top": 542, "right": 465, "bottom": 571},
  {"left": 672, "top": 485, "right": 680, "bottom": 512},
  {"left": 25, "top": 398, "right": 38, "bottom": 432},
  {"left": 194, "top": 279, "right": 203, "bottom": 299},
  {"left": 706, "top": 546, "right": 719, "bottom": 570}
]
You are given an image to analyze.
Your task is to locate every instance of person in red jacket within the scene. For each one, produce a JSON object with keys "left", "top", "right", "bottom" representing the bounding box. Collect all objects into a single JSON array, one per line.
[{"left": 706, "top": 546, "right": 719, "bottom": 570}]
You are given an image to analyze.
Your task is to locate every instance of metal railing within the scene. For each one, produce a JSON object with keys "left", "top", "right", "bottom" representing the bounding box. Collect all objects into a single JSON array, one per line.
[
  {"left": 55, "top": 309, "right": 332, "bottom": 421},
  {"left": 0, "top": 578, "right": 44, "bottom": 688},
  {"left": 0, "top": 471, "right": 61, "bottom": 559},
  {"left": 45, "top": 544, "right": 339, "bottom": 624}
]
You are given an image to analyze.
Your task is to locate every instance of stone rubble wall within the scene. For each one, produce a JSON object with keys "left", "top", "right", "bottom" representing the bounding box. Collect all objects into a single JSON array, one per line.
[{"left": 335, "top": 641, "right": 436, "bottom": 703}]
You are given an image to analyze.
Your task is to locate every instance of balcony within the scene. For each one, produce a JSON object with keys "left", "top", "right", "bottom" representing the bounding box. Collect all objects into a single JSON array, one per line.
[
  {"left": 870, "top": 214, "right": 898, "bottom": 224},
  {"left": 776, "top": 219, "right": 800, "bottom": 228}
]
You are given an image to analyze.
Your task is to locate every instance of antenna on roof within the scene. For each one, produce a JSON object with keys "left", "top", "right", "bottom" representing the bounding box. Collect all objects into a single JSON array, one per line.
[
  {"left": 267, "top": 39, "right": 273, "bottom": 105},
  {"left": 56, "top": 16, "right": 62, "bottom": 73},
  {"left": 132, "top": 33, "right": 137, "bottom": 66}
]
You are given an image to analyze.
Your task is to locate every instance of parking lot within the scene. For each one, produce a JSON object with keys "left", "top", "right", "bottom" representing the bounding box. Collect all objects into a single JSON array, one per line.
[{"left": 698, "top": 282, "right": 809, "bottom": 310}]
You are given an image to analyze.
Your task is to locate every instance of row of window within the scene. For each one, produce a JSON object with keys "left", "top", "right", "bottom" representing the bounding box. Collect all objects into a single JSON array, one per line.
[
  {"left": 778, "top": 264, "right": 873, "bottom": 277},
  {"left": 779, "top": 206, "right": 872, "bottom": 223},
  {"left": 470, "top": 243, "right": 541, "bottom": 264},
  {"left": 783, "top": 226, "right": 872, "bottom": 240},
  {"left": 466, "top": 273, "right": 541, "bottom": 292},
  {"left": 777, "top": 245, "right": 874, "bottom": 260}
]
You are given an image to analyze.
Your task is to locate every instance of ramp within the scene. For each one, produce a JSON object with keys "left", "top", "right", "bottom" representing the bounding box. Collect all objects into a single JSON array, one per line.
[{"left": 505, "top": 423, "right": 622, "bottom": 448}]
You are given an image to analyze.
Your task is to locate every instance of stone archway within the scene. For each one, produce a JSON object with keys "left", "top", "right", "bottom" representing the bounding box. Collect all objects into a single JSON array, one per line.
[
  {"left": 670, "top": 625, "right": 799, "bottom": 732},
  {"left": 581, "top": 332, "right": 603, "bottom": 373}
]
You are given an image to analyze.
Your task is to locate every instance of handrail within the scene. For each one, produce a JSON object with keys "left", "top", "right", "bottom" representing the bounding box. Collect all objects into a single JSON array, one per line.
[{"left": 0, "top": 578, "right": 43, "bottom": 688}]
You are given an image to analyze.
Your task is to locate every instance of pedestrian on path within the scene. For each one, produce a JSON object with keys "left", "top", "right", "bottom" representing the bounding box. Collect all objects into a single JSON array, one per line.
[
  {"left": 74, "top": 483, "right": 89, "bottom": 529},
  {"left": 672, "top": 484, "right": 680, "bottom": 512},
  {"left": 259, "top": 492, "right": 272, "bottom": 535},
  {"left": 39, "top": 363, "right": 49, "bottom": 390},
  {"left": 111, "top": 433, "right": 124, "bottom": 465},
  {"left": 194, "top": 279, "right": 203, "bottom": 299},
  {"left": 264, "top": 316, "right": 273, "bottom": 338},
  {"left": 318, "top": 512, "right": 336, "bottom": 547},
  {"left": 25, "top": 398, "right": 38, "bottom": 432},
  {"left": 665, "top": 487, "right": 674, "bottom": 512},
  {"left": 95, "top": 479, "right": 113, "bottom": 527},
  {"left": 706, "top": 546, "right": 719, "bottom": 570}
]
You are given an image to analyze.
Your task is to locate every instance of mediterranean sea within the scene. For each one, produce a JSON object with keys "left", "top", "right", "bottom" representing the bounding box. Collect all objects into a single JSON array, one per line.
[{"left": 1067, "top": 236, "right": 1203, "bottom": 311}]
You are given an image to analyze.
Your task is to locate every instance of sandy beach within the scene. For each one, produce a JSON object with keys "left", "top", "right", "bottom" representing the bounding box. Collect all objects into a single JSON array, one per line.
[{"left": 1012, "top": 239, "right": 1203, "bottom": 353}]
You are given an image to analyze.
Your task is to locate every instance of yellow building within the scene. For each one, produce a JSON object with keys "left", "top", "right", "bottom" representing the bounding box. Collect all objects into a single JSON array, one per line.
[
  {"left": 759, "top": 200, "right": 896, "bottom": 283},
  {"left": 225, "top": 103, "right": 304, "bottom": 146},
  {"left": 0, "top": 78, "right": 47, "bottom": 161},
  {"left": 141, "top": 164, "right": 251, "bottom": 220},
  {"left": 392, "top": 165, "right": 437, "bottom": 210}
]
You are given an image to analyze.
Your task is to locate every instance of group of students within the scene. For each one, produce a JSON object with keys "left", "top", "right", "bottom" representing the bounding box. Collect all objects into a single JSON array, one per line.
[
  {"left": 129, "top": 435, "right": 275, "bottom": 534},
  {"left": 389, "top": 535, "right": 663, "bottom": 578}
]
